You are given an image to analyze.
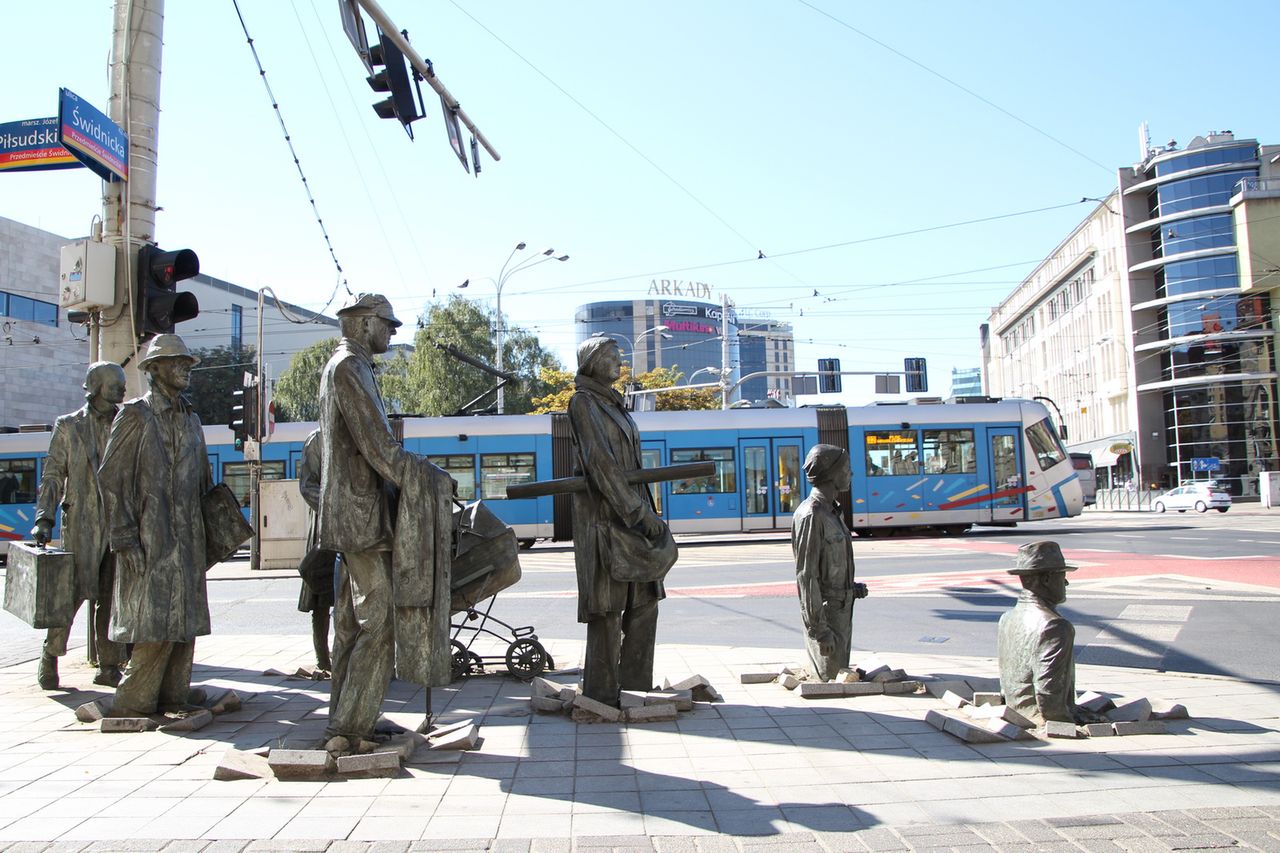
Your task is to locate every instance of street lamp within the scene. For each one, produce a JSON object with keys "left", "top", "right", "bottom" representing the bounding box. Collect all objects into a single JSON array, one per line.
[{"left": 459, "top": 241, "right": 569, "bottom": 413}]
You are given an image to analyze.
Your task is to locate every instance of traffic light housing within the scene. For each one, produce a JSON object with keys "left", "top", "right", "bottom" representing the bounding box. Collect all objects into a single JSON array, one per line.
[
  {"left": 229, "top": 382, "right": 260, "bottom": 451},
  {"left": 367, "top": 28, "right": 421, "bottom": 136},
  {"left": 818, "top": 358, "right": 842, "bottom": 393},
  {"left": 904, "top": 357, "right": 928, "bottom": 393},
  {"left": 136, "top": 244, "right": 199, "bottom": 338}
]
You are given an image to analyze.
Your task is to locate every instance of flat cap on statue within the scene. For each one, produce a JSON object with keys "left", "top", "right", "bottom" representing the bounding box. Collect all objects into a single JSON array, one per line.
[
  {"left": 137, "top": 333, "right": 201, "bottom": 369},
  {"left": 336, "top": 292, "right": 402, "bottom": 327},
  {"left": 1008, "top": 540, "right": 1077, "bottom": 575}
]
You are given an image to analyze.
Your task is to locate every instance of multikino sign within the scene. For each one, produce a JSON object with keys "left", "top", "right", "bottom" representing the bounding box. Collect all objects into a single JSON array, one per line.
[{"left": 58, "top": 88, "right": 128, "bottom": 182}]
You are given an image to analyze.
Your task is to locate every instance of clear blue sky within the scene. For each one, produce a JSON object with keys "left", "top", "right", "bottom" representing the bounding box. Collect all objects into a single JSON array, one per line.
[{"left": 4, "top": 2, "right": 1278, "bottom": 404}]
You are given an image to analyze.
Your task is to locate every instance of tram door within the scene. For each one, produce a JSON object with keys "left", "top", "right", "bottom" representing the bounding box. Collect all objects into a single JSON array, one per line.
[
  {"left": 739, "top": 437, "right": 804, "bottom": 530},
  {"left": 988, "top": 427, "right": 1026, "bottom": 522},
  {"left": 641, "top": 441, "right": 665, "bottom": 519}
]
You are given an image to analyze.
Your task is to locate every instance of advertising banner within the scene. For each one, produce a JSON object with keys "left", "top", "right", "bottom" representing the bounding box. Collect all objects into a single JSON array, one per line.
[
  {"left": 57, "top": 88, "right": 128, "bottom": 182},
  {"left": 0, "top": 116, "right": 80, "bottom": 173}
]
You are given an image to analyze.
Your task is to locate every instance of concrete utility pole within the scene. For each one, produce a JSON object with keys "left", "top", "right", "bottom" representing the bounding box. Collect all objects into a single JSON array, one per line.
[
  {"left": 100, "top": 0, "right": 165, "bottom": 391},
  {"left": 720, "top": 293, "right": 733, "bottom": 410}
]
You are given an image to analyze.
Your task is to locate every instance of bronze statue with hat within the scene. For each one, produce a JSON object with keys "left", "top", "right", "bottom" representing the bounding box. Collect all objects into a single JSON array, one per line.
[
  {"left": 97, "top": 334, "right": 216, "bottom": 716},
  {"left": 997, "top": 540, "right": 1106, "bottom": 725},
  {"left": 317, "top": 293, "right": 456, "bottom": 756}
]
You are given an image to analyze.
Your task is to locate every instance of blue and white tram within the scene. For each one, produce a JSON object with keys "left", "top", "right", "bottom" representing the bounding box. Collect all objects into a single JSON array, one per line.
[{"left": 0, "top": 398, "right": 1081, "bottom": 555}]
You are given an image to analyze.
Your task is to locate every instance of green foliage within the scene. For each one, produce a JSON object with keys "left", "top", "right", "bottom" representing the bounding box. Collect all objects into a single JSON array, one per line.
[
  {"left": 186, "top": 345, "right": 257, "bottom": 426},
  {"left": 273, "top": 337, "right": 338, "bottom": 422},
  {"left": 529, "top": 363, "right": 720, "bottom": 413}
]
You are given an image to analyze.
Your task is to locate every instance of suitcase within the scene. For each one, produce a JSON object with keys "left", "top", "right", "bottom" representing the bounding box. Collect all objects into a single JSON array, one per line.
[{"left": 3, "top": 542, "right": 76, "bottom": 629}]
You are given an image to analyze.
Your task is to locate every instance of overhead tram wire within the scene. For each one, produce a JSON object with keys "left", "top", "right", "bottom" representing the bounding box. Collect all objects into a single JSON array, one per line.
[
  {"left": 794, "top": 0, "right": 1115, "bottom": 176},
  {"left": 232, "top": 0, "right": 353, "bottom": 319}
]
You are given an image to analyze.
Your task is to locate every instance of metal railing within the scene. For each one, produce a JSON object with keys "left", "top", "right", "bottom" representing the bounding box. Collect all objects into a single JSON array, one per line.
[
  {"left": 1091, "top": 487, "right": 1155, "bottom": 512},
  {"left": 1235, "top": 177, "right": 1280, "bottom": 196}
]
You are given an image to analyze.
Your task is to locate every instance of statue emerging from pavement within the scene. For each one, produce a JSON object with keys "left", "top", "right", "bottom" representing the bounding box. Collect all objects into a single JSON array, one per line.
[
  {"left": 997, "top": 540, "right": 1106, "bottom": 726},
  {"left": 317, "top": 294, "right": 454, "bottom": 757},
  {"left": 98, "top": 335, "right": 213, "bottom": 715},
  {"left": 791, "top": 444, "right": 868, "bottom": 681},
  {"left": 31, "top": 362, "right": 130, "bottom": 689},
  {"left": 296, "top": 428, "right": 335, "bottom": 675},
  {"left": 568, "top": 336, "right": 674, "bottom": 706}
]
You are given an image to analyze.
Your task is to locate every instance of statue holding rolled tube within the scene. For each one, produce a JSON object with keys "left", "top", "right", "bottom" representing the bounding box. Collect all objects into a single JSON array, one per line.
[
  {"left": 317, "top": 294, "right": 454, "bottom": 756},
  {"left": 791, "top": 444, "right": 868, "bottom": 681},
  {"left": 31, "top": 362, "right": 129, "bottom": 689},
  {"left": 997, "top": 540, "right": 1106, "bottom": 726},
  {"left": 569, "top": 336, "right": 675, "bottom": 706},
  {"left": 98, "top": 335, "right": 213, "bottom": 716}
]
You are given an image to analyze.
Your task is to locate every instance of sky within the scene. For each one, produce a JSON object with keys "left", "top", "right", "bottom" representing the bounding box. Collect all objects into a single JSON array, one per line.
[{"left": 4, "top": 1, "right": 1279, "bottom": 405}]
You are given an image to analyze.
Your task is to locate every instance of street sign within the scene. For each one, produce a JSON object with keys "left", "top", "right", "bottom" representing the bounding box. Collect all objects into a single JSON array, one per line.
[
  {"left": 0, "top": 116, "right": 80, "bottom": 173},
  {"left": 338, "top": 0, "right": 373, "bottom": 75},
  {"left": 57, "top": 88, "right": 128, "bottom": 182},
  {"left": 441, "top": 95, "right": 469, "bottom": 173},
  {"left": 1190, "top": 457, "right": 1220, "bottom": 472}
]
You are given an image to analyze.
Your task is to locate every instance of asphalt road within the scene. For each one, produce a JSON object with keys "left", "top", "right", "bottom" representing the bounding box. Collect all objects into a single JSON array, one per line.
[{"left": 2, "top": 509, "right": 1277, "bottom": 685}]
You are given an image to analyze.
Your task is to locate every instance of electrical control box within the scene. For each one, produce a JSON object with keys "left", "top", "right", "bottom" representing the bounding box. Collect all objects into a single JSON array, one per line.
[{"left": 58, "top": 240, "right": 116, "bottom": 311}]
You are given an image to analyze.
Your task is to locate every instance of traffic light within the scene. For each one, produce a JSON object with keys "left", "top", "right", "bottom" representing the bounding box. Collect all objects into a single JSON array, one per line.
[
  {"left": 818, "top": 358, "right": 842, "bottom": 393},
  {"left": 136, "top": 244, "right": 199, "bottom": 338},
  {"left": 367, "top": 28, "right": 421, "bottom": 136},
  {"left": 229, "top": 382, "right": 260, "bottom": 451},
  {"left": 904, "top": 357, "right": 928, "bottom": 393}
]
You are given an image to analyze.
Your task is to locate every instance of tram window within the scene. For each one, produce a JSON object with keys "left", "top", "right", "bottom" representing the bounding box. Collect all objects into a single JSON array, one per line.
[
  {"left": 480, "top": 453, "right": 536, "bottom": 499},
  {"left": 428, "top": 454, "right": 477, "bottom": 500},
  {"left": 670, "top": 448, "right": 736, "bottom": 493},
  {"left": 922, "top": 429, "right": 976, "bottom": 474},
  {"left": 1025, "top": 419, "right": 1066, "bottom": 469},
  {"left": 864, "top": 431, "right": 919, "bottom": 476},
  {"left": 223, "top": 461, "right": 285, "bottom": 508},
  {"left": 0, "top": 458, "right": 36, "bottom": 504}
]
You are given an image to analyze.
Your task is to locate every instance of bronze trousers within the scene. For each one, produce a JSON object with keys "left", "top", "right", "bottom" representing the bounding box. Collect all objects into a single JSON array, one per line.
[
  {"left": 44, "top": 553, "right": 125, "bottom": 667},
  {"left": 803, "top": 595, "right": 854, "bottom": 681},
  {"left": 583, "top": 597, "right": 659, "bottom": 706},
  {"left": 327, "top": 549, "right": 394, "bottom": 741},
  {"left": 111, "top": 640, "right": 195, "bottom": 714}
]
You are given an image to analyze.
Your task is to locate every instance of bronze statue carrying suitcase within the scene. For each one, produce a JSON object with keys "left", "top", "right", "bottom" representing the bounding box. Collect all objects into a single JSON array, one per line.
[{"left": 3, "top": 542, "right": 76, "bottom": 629}]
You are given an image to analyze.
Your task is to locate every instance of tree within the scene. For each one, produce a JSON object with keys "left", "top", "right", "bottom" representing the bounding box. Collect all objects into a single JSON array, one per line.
[
  {"left": 530, "top": 363, "right": 720, "bottom": 413},
  {"left": 273, "top": 337, "right": 338, "bottom": 422},
  {"left": 390, "top": 295, "right": 561, "bottom": 416},
  {"left": 186, "top": 345, "right": 257, "bottom": 426}
]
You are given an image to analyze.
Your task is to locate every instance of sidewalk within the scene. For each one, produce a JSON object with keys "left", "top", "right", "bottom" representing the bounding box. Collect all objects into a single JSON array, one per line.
[{"left": 0, "top": 634, "right": 1278, "bottom": 851}]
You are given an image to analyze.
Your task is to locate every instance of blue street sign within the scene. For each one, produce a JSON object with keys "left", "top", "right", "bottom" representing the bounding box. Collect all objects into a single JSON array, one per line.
[
  {"left": 0, "top": 116, "right": 81, "bottom": 173},
  {"left": 57, "top": 88, "right": 128, "bottom": 182},
  {"left": 1190, "top": 457, "right": 1220, "bottom": 472}
]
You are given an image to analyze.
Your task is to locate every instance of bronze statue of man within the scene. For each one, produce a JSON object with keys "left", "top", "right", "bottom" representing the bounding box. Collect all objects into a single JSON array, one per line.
[
  {"left": 568, "top": 336, "right": 672, "bottom": 706},
  {"left": 317, "top": 293, "right": 454, "bottom": 756},
  {"left": 296, "top": 427, "right": 335, "bottom": 674},
  {"left": 997, "top": 540, "right": 1104, "bottom": 726},
  {"left": 98, "top": 335, "right": 213, "bottom": 716},
  {"left": 31, "top": 361, "right": 129, "bottom": 689},
  {"left": 791, "top": 444, "right": 867, "bottom": 681}
]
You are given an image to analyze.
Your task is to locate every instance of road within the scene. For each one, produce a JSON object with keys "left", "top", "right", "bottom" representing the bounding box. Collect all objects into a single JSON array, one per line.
[{"left": 2, "top": 509, "right": 1277, "bottom": 684}]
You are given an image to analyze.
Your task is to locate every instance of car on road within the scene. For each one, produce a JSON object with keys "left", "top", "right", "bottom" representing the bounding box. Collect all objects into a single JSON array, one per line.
[{"left": 1152, "top": 481, "right": 1232, "bottom": 513}]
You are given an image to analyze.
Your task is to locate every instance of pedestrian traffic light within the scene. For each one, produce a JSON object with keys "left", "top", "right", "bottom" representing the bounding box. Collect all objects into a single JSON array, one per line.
[
  {"left": 904, "top": 357, "right": 928, "bottom": 393},
  {"left": 229, "top": 382, "right": 260, "bottom": 451},
  {"left": 366, "top": 28, "right": 421, "bottom": 137},
  {"left": 818, "top": 358, "right": 842, "bottom": 393},
  {"left": 136, "top": 244, "right": 199, "bottom": 338}
]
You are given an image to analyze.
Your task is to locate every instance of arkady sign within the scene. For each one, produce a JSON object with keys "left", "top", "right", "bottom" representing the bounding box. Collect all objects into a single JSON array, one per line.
[{"left": 647, "top": 279, "right": 713, "bottom": 299}]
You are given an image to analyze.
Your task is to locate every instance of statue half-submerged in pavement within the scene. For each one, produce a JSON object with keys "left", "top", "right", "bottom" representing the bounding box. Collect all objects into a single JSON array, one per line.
[
  {"left": 791, "top": 444, "right": 868, "bottom": 681},
  {"left": 317, "top": 293, "right": 454, "bottom": 757},
  {"left": 31, "top": 362, "right": 130, "bottom": 689},
  {"left": 997, "top": 540, "right": 1106, "bottom": 726},
  {"left": 98, "top": 335, "right": 213, "bottom": 716},
  {"left": 568, "top": 336, "right": 675, "bottom": 706}
]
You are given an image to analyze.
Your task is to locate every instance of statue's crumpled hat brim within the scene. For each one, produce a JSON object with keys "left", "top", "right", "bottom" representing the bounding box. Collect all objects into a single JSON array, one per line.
[
  {"left": 337, "top": 292, "right": 403, "bottom": 327},
  {"left": 1007, "top": 540, "right": 1077, "bottom": 575},
  {"left": 137, "top": 333, "right": 201, "bottom": 369}
]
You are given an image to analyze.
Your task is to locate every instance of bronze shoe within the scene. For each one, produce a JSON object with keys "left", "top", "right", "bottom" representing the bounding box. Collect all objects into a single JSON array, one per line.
[{"left": 37, "top": 653, "right": 59, "bottom": 690}]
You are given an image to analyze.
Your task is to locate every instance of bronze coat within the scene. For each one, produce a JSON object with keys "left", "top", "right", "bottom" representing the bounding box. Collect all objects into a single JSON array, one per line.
[
  {"left": 567, "top": 375, "right": 665, "bottom": 621},
  {"left": 98, "top": 391, "right": 213, "bottom": 644},
  {"left": 997, "top": 590, "right": 1076, "bottom": 724},
  {"left": 35, "top": 405, "right": 112, "bottom": 603},
  {"left": 316, "top": 339, "right": 413, "bottom": 554}
]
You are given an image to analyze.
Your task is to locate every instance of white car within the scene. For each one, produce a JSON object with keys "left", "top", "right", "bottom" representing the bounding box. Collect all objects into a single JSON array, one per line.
[{"left": 1153, "top": 482, "right": 1232, "bottom": 513}]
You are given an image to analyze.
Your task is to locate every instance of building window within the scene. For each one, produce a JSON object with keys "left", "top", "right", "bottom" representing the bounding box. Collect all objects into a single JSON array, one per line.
[
  {"left": 231, "top": 304, "right": 243, "bottom": 353},
  {"left": 0, "top": 290, "right": 59, "bottom": 327}
]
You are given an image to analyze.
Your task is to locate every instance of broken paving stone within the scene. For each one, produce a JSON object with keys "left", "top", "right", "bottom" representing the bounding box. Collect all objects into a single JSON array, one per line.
[
  {"left": 665, "top": 674, "right": 711, "bottom": 692},
  {"left": 941, "top": 690, "right": 971, "bottom": 709},
  {"left": 531, "top": 695, "right": 566, "bottom": 714},
  {"left": 618, "top": 690, "right": 647, "bottom": 709},
  {"left": 261, "top": 668, "right": 288, "bottom": 677},
  {"left": 1108, "top": 698, "right": 1153, "bottom": 723},
  {"left": 75, "top": 699, "right": 109, "bottom": 723},
  {"left": 1043, "top": 720, "right": 1081, "bottom": 739},
  {"left": 377, "top": 732, "right": 428, "bottom": 762},
  {"left": 779, "top": 674, "right": 801, "bottom": 691},
  {"left": 428, "top": 718, "right": 476, "bottom": 739},
  {"left": 1076, "top": 690, "right": 1115, "bottom": 713},
  {"left": 268, "top": 749, "right": 332, "bottom": 779},
  {"left": 925, "top": 680, "right": 970, "bottom": 700},
  {"left": 972, "top": 692, "right": 1003, "bottom": 706},
  {"left": 1151, "top": 703, "right": 1189, "bottom": 720},
  {"left": 882, "top": 680, "right": 923, "bottom": 695},
  {"left": 159, "top": 709, "right": 213, "bottom": 732},
  {"left": 100, "top": 717, "right": 157, "bottom": 733},
  {"left": 1114, "top": 720, "right": 1168, "bottom": 736},
  {"left": 215, "top": 748, "right": 272, "bottom": 781},
  {"left": 925, "top": 709, "right": 1006, "bottom": 744},
  {"left": 872, "top": 668, "right": 908, "bottom": 684},
  {"left": 557, "top": 686, "right": 579, "bottom": 702},
  {"left": 570, "top": 694, "right": 622, "bottom": 723},
  {"left": 965, "top": 703, "right": 1035, "bottom": 729},
  {"left": 529, "top": 676, "right": 562, "bottom": 699},
  {"left": 1084, "top": 723, "right": 1115, "bottom": 738},
  {"left": 980, "top": 717, "right": 1034, "bottom": 740},
  {"left": 690, "top": 684, "right": 722, "bottom": 703},
  {"left": 800, "top": 681, "right": 883, "bottom": 699},
  {"left": 740, "top": 672, "right": 779, "bottom": 684},
  {"left": 645, "top": 690, "right": 692, "bottom": 711},
  {"left": 337, "top": 750, "right": 400, "bottom": 777},
  {"left": 431, "top": 723, "right": 482, "bottom": 751},
  {"left": 208, "top": 690, "right": 243, "bottom": 715},
  {"left": 625, "top": 704, "right": 678, "bottom": 724}
]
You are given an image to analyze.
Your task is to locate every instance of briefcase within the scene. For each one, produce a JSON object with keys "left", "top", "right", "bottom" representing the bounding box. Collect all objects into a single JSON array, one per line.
[
  {"left": 3, "top": 542, "right": 76, "bottom": 629},
  {"left": 450, "top": 500, "right": 521, "bottom": 612},
  {"left": 202, "top": 482, "right": 254, "bottom": 568}
]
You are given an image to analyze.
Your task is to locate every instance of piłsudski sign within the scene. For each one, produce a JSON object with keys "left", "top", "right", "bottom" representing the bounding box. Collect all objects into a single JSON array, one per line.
[{"left": 647, "top": 279, "right": 713, "bottom": 299}]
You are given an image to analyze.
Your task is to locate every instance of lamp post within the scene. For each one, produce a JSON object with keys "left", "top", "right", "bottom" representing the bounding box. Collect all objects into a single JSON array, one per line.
[{"left": 460, "top": 241, "right": 569, "bottom": 414}]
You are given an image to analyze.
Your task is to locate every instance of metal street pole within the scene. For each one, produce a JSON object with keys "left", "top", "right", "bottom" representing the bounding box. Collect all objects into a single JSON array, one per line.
[{"left": 720, "top": 293, "right": 733, "bottom": 409}]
